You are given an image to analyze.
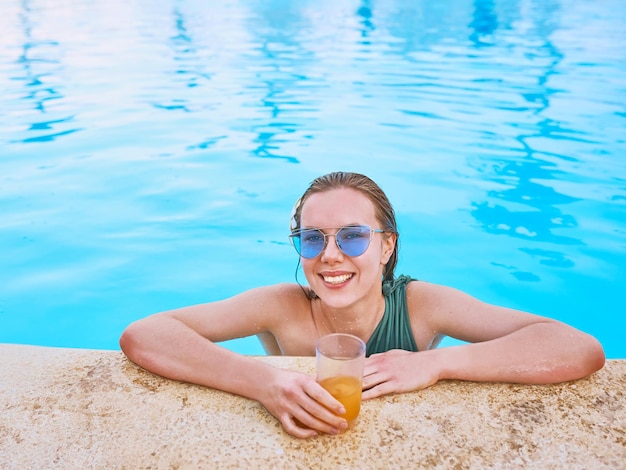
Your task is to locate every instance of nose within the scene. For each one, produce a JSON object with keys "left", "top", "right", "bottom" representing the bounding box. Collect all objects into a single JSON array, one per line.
[{"left": 320, "top": 233, "right": 344, "bottom": 262}]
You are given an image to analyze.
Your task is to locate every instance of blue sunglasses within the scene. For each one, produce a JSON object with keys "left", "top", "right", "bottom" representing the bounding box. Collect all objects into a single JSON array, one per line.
[{"left": 289, "top": 225, "right": 384, "bottom": 259}]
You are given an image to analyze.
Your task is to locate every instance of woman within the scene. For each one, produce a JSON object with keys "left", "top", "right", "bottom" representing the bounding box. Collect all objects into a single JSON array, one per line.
[{"left": 120, "top": 171, "right": 605, "bottom": 439}]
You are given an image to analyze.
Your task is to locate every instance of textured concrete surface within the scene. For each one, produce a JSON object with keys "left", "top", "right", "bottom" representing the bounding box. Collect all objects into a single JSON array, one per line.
[{"left": 1, "top": 344, "right": 624, "bottom": 469}]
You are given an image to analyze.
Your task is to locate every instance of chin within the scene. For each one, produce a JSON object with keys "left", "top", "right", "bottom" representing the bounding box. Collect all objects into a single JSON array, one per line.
[{"left": 314, "top": 289, "right": 358, "bottom": 309}]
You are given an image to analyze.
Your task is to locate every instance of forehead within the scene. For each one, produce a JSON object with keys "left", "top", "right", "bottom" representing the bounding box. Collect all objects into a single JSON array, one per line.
[{"left": 300, "top": 188, "right": 377, "bottom": 227}]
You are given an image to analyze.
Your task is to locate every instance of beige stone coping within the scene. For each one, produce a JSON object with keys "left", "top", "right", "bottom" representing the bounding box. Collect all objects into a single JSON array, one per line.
[{"left": 1, "top": 344, "right": 624, "bottom": 469}]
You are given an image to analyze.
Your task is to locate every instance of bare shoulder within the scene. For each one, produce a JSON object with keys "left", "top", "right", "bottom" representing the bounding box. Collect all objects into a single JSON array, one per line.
[
  {"left": 242, "top": 283, "right": 318, "bottom": 355},
  {"left": 405, "top": 279, "right": 565, "bottom": 344},
  {"left": 155, "top": 282, "right": 311, "bottom": 344},
  {"left": 264, "top": 282, "right": 311, "bottom": 300},
  {"left": 404, "top": 280, "right": 463, "bottom": 349},
  {"left": 217, "top": 282, "right": 311, "bottom": 324},
  {"left": 406, "top": 279, "right": 474, "bottom": 305},
  {"left": 242, "top": 282, "right": 311, "bottom": 311},
  {"left": 405, "top": 280, "right": 474, "bottom": 324}
]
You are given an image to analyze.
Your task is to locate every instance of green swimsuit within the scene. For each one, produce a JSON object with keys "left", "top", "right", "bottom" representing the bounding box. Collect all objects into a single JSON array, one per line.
[{"left": 366, "top": 275, "right": 419, "bottom": 357}]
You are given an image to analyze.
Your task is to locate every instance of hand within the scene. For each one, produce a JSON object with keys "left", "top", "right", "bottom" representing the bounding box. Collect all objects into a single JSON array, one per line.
[
  {"left": 259, "top": 368, "right": 349, "bottom": 439},
  {"left": 361, "top": 349, "right": 440, "bottom": 400}
]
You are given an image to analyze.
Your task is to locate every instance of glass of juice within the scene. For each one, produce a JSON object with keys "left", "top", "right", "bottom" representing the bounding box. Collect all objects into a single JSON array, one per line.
[{"left": 315, "top": 333, "right": 366, "bottom": 428}]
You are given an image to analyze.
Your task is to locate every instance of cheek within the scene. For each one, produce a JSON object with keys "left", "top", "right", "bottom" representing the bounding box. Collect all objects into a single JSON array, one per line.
[
  {"left": 371, "top": 241, "right": 388, "bottom": 263},
  {"left": 357, "top": 251, "right": 385, "bottom": 275},
  {"left": 300, "top": 259, "right": 317, "bottom": 278}
]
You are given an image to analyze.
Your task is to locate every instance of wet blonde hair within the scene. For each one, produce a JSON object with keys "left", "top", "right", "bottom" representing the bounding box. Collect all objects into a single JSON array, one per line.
[{"left": 291, "top": 171, "right": 398, "bottom": 282}]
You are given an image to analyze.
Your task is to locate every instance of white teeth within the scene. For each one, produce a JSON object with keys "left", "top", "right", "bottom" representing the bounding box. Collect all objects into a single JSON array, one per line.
[{"left": 322, "top": 274, "right": 352, "bottom": 284}]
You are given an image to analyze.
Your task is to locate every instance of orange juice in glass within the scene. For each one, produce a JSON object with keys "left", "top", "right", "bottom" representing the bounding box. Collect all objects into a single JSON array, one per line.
[{"left": 316, "top": 333, "right": 366, "bottom": 428}]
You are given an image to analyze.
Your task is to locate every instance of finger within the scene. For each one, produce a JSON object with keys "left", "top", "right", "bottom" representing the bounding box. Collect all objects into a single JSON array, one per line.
[
  {"left": 361, "top": 381, "right": 394, "bottom": 400},
  {"left": 281, "top": 414, "right": 319, "bottom": 439},
  {"left": 363, "top": 362, "right": 377, "bottom": 377},
  {"left": 304, "top": 381, "right": 346, "bottom": 416},
  {"left": 272, "top": 378, "right": 347, "bottom": 436},
  {"left": 287, "top": 393, "right": 348, "bottom": 436},
  {"left": 362, "top": 367, "right": 389, "bottom": 391},
  {"left": 290, "top": 407, "right": 345, "bottom": 436},
  {"left": 300, "top": 386, "right": 348, "bottom": 432},
  {"left": 363, "top": 353, "right": 388, "bottom": 375},
  {"left": 362, "top": 369, "right": 396, "bottom": 399}
]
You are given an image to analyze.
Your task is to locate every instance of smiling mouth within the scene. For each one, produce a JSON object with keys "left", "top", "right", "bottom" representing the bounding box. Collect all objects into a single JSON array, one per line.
[{"left": 321, "top": 273, "right": 353, "bottom": 285}]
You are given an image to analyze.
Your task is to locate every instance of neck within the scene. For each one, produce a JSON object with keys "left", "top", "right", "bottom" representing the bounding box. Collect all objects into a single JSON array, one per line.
[{"left": 313, "top": 294, "right": 385, "bottom": 342}]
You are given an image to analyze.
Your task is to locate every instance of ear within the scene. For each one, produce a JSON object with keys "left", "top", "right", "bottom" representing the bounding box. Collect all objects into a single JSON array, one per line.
[{"left": 380, "top": 232, "right": 397, "bottom": 265}]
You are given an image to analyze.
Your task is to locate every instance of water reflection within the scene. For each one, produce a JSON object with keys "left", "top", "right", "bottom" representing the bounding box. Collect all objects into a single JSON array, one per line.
[
  {"left": 21, "top": 124, "right": 80, "bottom": 143},
  {"left": 239, "top": 1, "right": 316, "bottom": 163},
  {"left": 169, "top": 8, "right": 214, "bottom": 91},
  {"left": 357, "top": 1, "right": 375, "bottom": 38},
  {"left": 469, "top": 0, "right": 498, "bottom": 46},
  {"left": 153, "top": 6, "right": 213, "bottom": 116},
  {"left": 467, "top": 0, "right": 583, "bottom": 277},
  {"left": 15, "top": 0, "right": 77, "bottom": 143},
  {"left": 2, "top": 0, "right": 624, "bottom": 354}
]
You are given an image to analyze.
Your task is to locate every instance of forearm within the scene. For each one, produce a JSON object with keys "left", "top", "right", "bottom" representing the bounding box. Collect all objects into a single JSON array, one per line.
[
  {"left": 434, "top": 322, "right": 605, "bottom": 384},
  {"left": 119, "top": 316, "right": 273, "bottom": 402}
]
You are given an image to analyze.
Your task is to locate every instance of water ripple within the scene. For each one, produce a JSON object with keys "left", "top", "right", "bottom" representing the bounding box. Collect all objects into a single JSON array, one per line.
[{"left": 0, "top": 0, "right": 624, "bottom": 356}]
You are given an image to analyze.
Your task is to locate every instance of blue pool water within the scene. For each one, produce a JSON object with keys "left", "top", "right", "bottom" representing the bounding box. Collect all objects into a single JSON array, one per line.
[{"left": 1, "top": 0, "right": 625, "bottom": 358}]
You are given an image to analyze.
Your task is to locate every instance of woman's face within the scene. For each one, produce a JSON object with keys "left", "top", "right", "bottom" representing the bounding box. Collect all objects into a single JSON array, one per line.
[{"left": 299, "top": 188, "right": 396, "bottom": 309}]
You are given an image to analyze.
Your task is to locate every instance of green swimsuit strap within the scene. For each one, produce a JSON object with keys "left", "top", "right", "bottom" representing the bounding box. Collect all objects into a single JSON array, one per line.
[{"left": 365, "top": 275, "right": 419, "bottom": 357}]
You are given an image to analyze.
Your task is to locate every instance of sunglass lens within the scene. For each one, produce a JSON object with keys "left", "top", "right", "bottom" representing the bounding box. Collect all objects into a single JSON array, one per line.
[
  {"left": 336, "top": 226, "right": 371, "bottom": 257},
  {"left": 299, "top": 229, "right": 325, "bottom": 258}
]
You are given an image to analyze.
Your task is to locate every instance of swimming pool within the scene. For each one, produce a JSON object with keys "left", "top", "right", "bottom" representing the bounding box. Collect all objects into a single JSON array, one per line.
[{"left": 1, "top": 0, "right": 624, "bottom": 358}]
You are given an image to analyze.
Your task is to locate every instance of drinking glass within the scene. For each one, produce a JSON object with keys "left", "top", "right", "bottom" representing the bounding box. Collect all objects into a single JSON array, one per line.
[{"left": 315, "top": 333, "right": 366, "bottom": 427}]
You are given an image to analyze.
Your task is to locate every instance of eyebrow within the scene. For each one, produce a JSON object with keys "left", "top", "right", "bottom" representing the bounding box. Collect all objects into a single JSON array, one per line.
[{"left": 297, "top": 224, "right": 365, "bottom": 231}]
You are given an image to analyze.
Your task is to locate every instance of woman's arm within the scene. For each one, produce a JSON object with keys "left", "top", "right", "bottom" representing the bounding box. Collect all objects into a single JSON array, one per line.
[
  {"left": 119, "top": 285, "right": 348, "bottom": 438},
  {"left": 437, "top": 319, "right": 605, "bottom": 383},
  {"left": 362, "top": 282, "right": 605, "bottom": 399}
]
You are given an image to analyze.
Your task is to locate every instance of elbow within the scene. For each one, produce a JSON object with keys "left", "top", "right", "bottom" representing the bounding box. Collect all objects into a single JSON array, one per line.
[
  {"left": 541, "top": 329, "right": 606, "bottom": 384},
  {"left": 119, "top": 320, "right": 149, "bottom": 366},
  {"left": 581, "top": 334, "right": 606, "bottom": 376},
  {"left": 562, "top": 333, "right": 605, "bottom": 382}
]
